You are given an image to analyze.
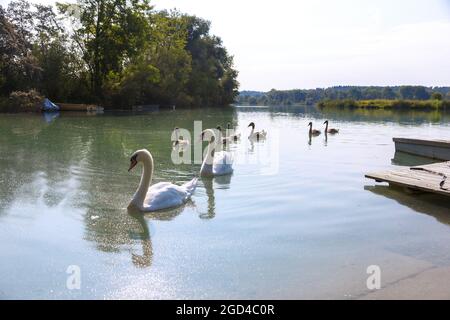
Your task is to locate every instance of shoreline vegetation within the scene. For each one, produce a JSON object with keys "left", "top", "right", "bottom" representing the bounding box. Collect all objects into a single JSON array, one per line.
[
  {"left": 236, "top": 86, "right": 450, "bottom": 108},
  {"left": 0, "top": 0, "right": 239, "bottom": 112},
  {"left": 317, "top": 99, "right": 450, "bottom": 111}
]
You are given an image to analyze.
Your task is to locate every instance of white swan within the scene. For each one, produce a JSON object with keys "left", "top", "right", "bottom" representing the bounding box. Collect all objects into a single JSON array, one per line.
[
  {"left": 127, "top": 149, "right": 197, "bottom": 212},
  {"left": 248, "top": 122, "right": 267, "bottom": 140},
  {"left": 200, "top": 129, "right": 233, "bottom": 177},
  {"left": 172, "top": 127, "right": 190, "bottom": 147}
]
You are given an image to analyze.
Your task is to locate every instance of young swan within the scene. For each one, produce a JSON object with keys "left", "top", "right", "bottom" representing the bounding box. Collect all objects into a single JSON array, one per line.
[
  {"left": 200, "top": 129, "right": 233, "bottom": 177},
  {"left": 248, "top": 122, "right": 267, "bottom": 140},
  {"left": 323, "top": 120, "right": 339, "bottom": 134},
  {"left": 127, "top": 149, "right": 197, "bottom": 212},
  {"left": 227, "top": 122, "right": 241, "bottom": 141},
  {"left": 216, "top": 125, "right": 232, "bottom": 145},
  {"left": 308, "top": 122, "right": 321, "bottom": 136},
  {"left": 172, "top": 127, "right": 190, "bottom": 147}
]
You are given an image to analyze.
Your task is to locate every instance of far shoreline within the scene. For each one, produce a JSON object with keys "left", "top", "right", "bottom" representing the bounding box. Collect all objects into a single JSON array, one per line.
[{"left": 317, "top": 99, "right": 450, "bottom": 111}]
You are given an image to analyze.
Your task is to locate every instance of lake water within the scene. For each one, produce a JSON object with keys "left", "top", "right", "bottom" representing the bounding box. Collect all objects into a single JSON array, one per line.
[{"left": 1, "top": 106, "right": 450, "bottom": 299}]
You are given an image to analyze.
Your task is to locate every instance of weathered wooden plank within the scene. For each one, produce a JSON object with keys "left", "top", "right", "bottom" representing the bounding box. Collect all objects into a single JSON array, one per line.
[
  {"left": 366, "top": 173, "right": 441, "bottom": 190},
  {"left": 56, "top": 103, "right": 102, "bottom": 111},
  {"left": 366, "top": 170, "right": 444, "bottom": 187},
  {"left": 365, "top": 175, "right": 450, "bottom": 197},
  {"left": 365, "top": 161, "right": 450, "bottom": 197}
]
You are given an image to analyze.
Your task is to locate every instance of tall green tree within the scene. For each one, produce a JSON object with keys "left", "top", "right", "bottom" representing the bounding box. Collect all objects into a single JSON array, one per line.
[
  {"left": 184, "top": 15, "right": 239, "bottom": 106},
  {"left": 58, "top": 0, "right": 153, "bottom": 101},
  {"left": 140, "top": 10, "right": 192, "bottom": 106},
  {"left": 431, "top": 92, "right": 442, "bottom": 100},
  {"left": 382, "top": 87, "right": 396, "bottom": 99},
  {"left": 31, "top": 4, "right": 80, "bottom": 101},
  {"left": 5, "top": 0, "right": 34, "bottom": 42},
  {"left": 0, "top": 4, "right": 39, "bottom": 95}
]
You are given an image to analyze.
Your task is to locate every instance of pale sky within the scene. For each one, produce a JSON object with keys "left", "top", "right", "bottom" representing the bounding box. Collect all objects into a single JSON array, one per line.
[{"left": 2, "top": 0, "right": 450, "bottom": 91}]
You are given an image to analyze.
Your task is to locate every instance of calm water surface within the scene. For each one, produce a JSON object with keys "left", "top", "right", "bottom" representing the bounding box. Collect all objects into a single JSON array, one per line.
[{"left": 1, "top": 106, "right": 450, "bottom": 299}]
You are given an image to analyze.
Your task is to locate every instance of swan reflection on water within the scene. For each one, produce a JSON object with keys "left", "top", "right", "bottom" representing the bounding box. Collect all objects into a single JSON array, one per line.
[
  {"left": 308, "top": 131, "right": 332, "bottom": 146},
  {"left": 127, "top": 213, "right": 153, "bottom": 268},
  {"left": 198, "top": 174, "right": 232, "bottom": 220},
  {"left": 126, "top": 204, "right": 190, "bottom": 268},
  {"left": 248, "top": 137, "right": 266, "bottom": 153}
]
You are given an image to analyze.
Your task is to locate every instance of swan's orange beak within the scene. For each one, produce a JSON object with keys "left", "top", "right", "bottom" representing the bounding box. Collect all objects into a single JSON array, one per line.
[{"left": 128, "top": 159, "right": 137, "bottom": 172}]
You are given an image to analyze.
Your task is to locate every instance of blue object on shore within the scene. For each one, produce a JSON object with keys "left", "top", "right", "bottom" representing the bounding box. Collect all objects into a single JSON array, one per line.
[{"left": 42, "top": 98, "right": 60, "bottom": 112}]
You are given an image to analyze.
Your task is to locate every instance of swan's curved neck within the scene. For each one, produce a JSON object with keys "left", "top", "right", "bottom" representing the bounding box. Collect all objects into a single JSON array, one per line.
[
  {"left": 133, "top": 154, "right": 153, "bottom": 205},
  {"left": 325, "top": 122, "right": 328, "bottom": 131},
  {"left": 309, "top": 125, "right": 312, "bottom": 134},
  {"left": 200, "top": 140, "right": 215, "bottom": 176}
]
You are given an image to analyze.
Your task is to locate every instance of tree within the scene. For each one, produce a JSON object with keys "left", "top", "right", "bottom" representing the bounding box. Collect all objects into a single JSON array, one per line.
[
  {"left": 431, "top": 92, "right": 442, "bottom": 100},
  {"left": 0, "top": 4, "right": 40, "bottom": 95},
  {"left": 399, "top": 86, "right": 415, "bottom": 99},
  {"left": 31, "top": 4, "right": 79, "bottom": 101},
  {"left": 144, "top": 10, "right": 192, "bottom": 105},
  {"left": 101, "top": 10, "right": 192, "bottom": 107},
  {"left": 58, "top": 0, "right": 153, "bottom": 100},
  {"left": 349, "top": 88, "right": 362, "bottom": 100},
  {"left": 363, "top": 87, "right": 382, "bottom": 99},
  {"left": 6, "top": 0, "right": 34, "bottom": 42},
  {"left": 184, "top": 15, "right": 238, "bottom": 106},
  {"left": 382, "top": 87, "right": 396, "bottom": 99},
  {"left": 413, "top": 86, "right": 430, "bottom": 100}
]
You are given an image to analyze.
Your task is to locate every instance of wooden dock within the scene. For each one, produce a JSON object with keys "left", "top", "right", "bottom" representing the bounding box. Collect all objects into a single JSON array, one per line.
[
  {"left": 57, "top": 103, "right": 103, "bottom": 112},
  {"left": 365, "top": 162, "right": 450, "bottom": 197},
  {"left": 393, "top": 138, "right": 450, "bottom": 161},
  {"left": 132, "top": 104, "right": 159, "bottom": 112}
]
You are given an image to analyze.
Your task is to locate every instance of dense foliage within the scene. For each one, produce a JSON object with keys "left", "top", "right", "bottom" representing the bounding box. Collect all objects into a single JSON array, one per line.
[
  {"left": 237, "top": 86, "right": 450, "bottom": 106},
  {"left": 0, "top": 0, "right": 239, "bottom": 109}
]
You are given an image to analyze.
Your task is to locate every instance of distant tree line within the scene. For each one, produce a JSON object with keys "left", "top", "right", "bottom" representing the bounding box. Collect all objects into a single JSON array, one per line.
[
  {"left": 236, "top": 86, "right": 450, "bottom": 106},
  {"left": 0, "top": 0, "right": 239, "bottom": 110}
]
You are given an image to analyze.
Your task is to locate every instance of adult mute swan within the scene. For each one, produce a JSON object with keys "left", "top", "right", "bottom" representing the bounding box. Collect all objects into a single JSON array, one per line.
[
  {"left": 248, "top": 122, "right": 267, "bottom": 140},
  {"left": 308, "top": 122, "right": 321, "bottom": 136},
  {"left": 200, "top": 129, "right": 233, "bottom": 177},
  {"left": 323, "top": 120, "right": 339, "bottom": 134},
  {"left": 127, "top": 149, "right": 197, "bottom": 212}
]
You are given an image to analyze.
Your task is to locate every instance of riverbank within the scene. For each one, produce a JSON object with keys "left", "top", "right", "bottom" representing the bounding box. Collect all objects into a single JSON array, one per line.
[{"left": 317, "top": 99, "right": 450, "bottom": 110}]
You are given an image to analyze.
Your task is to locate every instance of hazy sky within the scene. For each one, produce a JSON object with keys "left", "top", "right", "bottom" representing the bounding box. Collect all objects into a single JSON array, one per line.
[{"left": 2, "top": 0, "right": 450, "bottom": 90}]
